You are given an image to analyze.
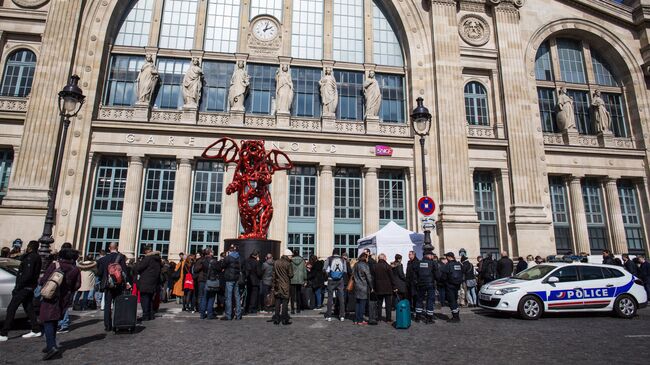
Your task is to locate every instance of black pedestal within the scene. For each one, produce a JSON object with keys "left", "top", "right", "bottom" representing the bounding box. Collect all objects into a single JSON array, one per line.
[{"left": 224, "top": 238, "right": 281, "bottom": 260}]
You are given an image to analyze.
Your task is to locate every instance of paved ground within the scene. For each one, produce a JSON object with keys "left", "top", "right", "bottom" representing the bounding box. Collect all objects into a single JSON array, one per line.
[{"left": 1, "top": 303, "right": 649, "bottom": 364}]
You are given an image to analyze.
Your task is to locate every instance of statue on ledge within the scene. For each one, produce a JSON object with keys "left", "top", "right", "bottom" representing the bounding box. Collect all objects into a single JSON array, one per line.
[
  {"left": 182, "top": 57, "right": 203, "bottom": 108},
  {"left": 136, "top": 53, "right": 159, "bottom": 105},
  {"left": 555, "top": 87, "right": 576, "bottom": 132},
  {"left": 320, "top": 67, "right": 338, "bottom": 117},
  {"left": 591, "top": 89, "right": 611, "bottom": 134},
  {"left": 275, "top": 64, "right": 294, "bottom": 114},
  {"left": 364, "top": 71, "right": 382, "bottom": 119},
  {"left": 229, "top": 60, "right": 250, "bottom": 111}
]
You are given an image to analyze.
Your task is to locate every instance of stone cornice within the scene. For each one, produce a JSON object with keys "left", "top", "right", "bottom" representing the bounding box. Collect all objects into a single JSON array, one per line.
[{"left": 566, "top": 0, "right": 635, "bottom": 25}]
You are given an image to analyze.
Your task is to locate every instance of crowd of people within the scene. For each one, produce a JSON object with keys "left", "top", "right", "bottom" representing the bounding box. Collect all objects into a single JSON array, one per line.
[{"left": 1, "top": 237, "right": 650, "bottom": 361}]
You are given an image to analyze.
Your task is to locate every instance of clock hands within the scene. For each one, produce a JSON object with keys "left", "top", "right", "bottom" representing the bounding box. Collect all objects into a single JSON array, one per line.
[{"left": 263, "top": 21, "right": 272, "bottom": 32}]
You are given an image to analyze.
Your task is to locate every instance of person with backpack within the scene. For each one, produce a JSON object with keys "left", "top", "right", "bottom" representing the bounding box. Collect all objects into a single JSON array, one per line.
[
  {"left": 0, "top": 240, "right": 42, "bottom": 342},
  {"left": 414, "top": 251, "right": 439, "bottom": 324},
  {"left": 442, "top": 252, "right": 463, "bottom": 323},
  {"left": 323, "top": 249, "right": 347, "bottom": 322},
  {"left": 38, "top": 247, "right": 81, "bottom": 360},
  {"left": 134, "top": 246, "right": 161, "bottom": 321},
  {"left": 96, "top": 242, "right": 130, "bottom": 332},
  {"left": 221, "top": 244, "right": 243, "bottom": 320},
  {"left": 497, "top": 251, "right": 514, "bottom": 279},
  {"left": 461, "top": 256, "right": 477, "bottom": 307}
]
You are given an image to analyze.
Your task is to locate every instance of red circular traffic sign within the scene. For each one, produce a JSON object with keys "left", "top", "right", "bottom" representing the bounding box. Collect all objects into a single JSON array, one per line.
[{"left": 418, "top": 196, "right": 436, "bottom": 216}]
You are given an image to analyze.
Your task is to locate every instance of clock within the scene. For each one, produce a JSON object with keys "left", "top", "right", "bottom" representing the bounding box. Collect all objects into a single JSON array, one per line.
[{"left": 251, "top": 16, "right": 280, "bottom": 42}]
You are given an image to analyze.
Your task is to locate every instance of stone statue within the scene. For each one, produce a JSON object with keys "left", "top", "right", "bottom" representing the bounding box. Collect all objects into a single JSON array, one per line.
[
  {"left": 229, "top": 60, "right": 250, "bottom": 111},
  {"left": 555, "top": 87, "right": 576, "bottom": 131},
  {"left": 364, "top": 71, "right": 382, "bottom": 119},
  {"left": 182, "top": 57, "right": 203, "bottom": 108},
  {"left": 275, "top": 64, "right": 294, "bottom": 114},
  {"left": 319, "top": 67, "right": 338, "bottom": 117},
  {"left": 591, "top": 90, "right": 611, "bottom": 134},
  {"left": 136, "top": 54, "right": 159, "bottom": 105}
]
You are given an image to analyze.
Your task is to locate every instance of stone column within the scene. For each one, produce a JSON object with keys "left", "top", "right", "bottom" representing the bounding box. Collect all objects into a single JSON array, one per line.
[
  {"left": 169, "top": 158, "right": 193, "bottom": 258},
  {"left": 3, "top": 0, "right": 85, "bottom": 208},
  {"left": 364, "top": 167, "right": 379, "bottom": 235},
  {"left": 604, "top": 178, "right": 627, "bottom": 254},
  {"left": 568, "top": 176, "right": 590, "bottom": 254},
  {"left": 269, "top": 169, "right": 289, "bottom": 253},
  {"left": 318, "top": 165, "right": 334, "bottom": 258},
  {"left": 118, "top": 155, "right": 145, "bottom": 259},
  {"left": 430, "top": 0, "right": 480, "bottom": 256},
  {"left": 490, "top": 0, "right": 551, "bottom": 253},
  {"left": 220, "top": 163, "right": 240, "bottom": 241}
]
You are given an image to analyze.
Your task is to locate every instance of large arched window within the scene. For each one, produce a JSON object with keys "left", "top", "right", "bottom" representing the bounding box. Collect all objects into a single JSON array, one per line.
[
  {"left": 1, "top": 49, "right": 37, "bottom": 98},
  {"left": 535, "top": 37, "right": 628, "bottom": 137},
  {"left": 106, "top": 0, "right": 406, "bottom": 122},
  {"left": 464, "top": 81, "right": 489, "bottom": 126}
]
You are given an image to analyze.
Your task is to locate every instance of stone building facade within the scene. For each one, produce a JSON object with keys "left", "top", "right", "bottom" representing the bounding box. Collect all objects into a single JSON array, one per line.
[{"left": 0, "top": 0, "right": 649, "bottom": 260}]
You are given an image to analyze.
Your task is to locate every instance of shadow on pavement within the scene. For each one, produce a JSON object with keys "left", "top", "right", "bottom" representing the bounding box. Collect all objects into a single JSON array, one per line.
[
  {"left": 69, "top": 319, "right": 102, "bottom": 331},
  {"left": 60, "top": 333, "right": 106, "bottom": 354}
]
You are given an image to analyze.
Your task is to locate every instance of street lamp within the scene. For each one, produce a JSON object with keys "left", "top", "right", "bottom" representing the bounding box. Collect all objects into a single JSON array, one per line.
[
  {"left": 410, "top": 97, "right": 434, "bottom": 255},
  {"left": 38, "top": 75, "right": 85, "bottom": 269}
]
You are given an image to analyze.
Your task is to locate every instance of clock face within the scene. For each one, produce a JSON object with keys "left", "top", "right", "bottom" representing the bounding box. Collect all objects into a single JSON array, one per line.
[{"left": 252, "top": 18, "right": 279, "bottom": 42}]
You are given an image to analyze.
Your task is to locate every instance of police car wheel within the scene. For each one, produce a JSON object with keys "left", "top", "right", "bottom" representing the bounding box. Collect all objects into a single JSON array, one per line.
[
  {"left": 518, "top": 295, "right": 543, "bottom": 320},
  {"left": 614, "top": 295, "right": 636, "bottom": 319}
]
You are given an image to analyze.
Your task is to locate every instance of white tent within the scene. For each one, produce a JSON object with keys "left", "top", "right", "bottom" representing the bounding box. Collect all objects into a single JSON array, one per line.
[{"left": 356, "top": 221, "right": 424, "bottom": 273}]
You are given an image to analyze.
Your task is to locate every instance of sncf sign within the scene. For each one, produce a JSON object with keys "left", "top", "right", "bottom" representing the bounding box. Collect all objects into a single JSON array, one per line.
[{"left": 375, "top": 145, "right": 393, "bottom": 156}]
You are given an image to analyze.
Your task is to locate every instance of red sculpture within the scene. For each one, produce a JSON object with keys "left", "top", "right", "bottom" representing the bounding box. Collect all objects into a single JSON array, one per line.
[{"left": 202, "top": 138, "right": 293, "bottom": 240}]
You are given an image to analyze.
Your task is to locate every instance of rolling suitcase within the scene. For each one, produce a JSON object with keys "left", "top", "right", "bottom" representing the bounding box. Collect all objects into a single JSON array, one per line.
[
  {"left": 113, "top": 294, "right": 137, "bottom": 333},
  {"left": 394, "top": 298, "right": 411, "bottom": 329}
]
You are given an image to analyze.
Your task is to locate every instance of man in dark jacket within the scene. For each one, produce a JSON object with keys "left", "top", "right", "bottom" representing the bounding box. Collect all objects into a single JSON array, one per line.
[
  {"left": 97, "top": 242, "right": 130, "bottom": 332},
  {"left": 273, "top": 249, "right": 294, "bottom": 325},
  {"left": 602, "top": 249, "right": 615, "bottom": 265},
  {"left": 221, "top": 245, "right": 242, "bottom": 321},
  {"left": 496, "top": 251, "right": 514, "bottom": 279},
  {"left": 192, "top": 249, "right": 210, "bottom": 319},
  {"left": 406, "top": 250, "right": 419, "bottom": 313},
  {"left": 622, "top": 254, "right": 637, "bottom": 276},
  {"left": 374, "top": 254, "right": 396, "bottom": 322},
  {"left": 442, "top": 252, "right": 463, "bottom": 323},
  {"left": 480, "top": 255, "right": 497, "bottom": 283},
  {"left": 134, "top": 246, "right": 161, "bottom": 321},
  {"left": 0, "top": 240, "right": 42, "bottom": 341},
  {"left": 637, "top": 255, "right": 650, "bottom": 297},
  {"left": 414, "top": 251, "right": 438, "bottom": 324},
  {"left": 245, "top": 250, "right": 262, "bottom": 314}
]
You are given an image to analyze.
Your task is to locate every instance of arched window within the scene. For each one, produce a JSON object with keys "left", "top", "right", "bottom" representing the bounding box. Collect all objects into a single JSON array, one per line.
[
  {"left": 535, "top": 37, "right": 629, "bottom": 137},
  {"left": 1, "top": 49, "right": 37, "bottom": 98},
  {"left": 107, "top": 0, "right": 406, "bottom": 121},
  {"left": 464, "top": 82, "right": 489, "bottom": 126}
]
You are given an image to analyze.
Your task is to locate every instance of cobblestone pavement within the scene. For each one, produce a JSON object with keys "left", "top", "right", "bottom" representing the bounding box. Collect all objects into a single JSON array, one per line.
[{"left": 1, "top": 303, "right": 649, "bottom": 364}]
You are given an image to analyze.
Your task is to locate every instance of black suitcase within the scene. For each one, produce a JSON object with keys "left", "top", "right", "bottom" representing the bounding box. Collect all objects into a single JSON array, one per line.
[
  {"left": 368, "top": 299, "right": 378, "bottom": 325},
  {"left": 113, "top": 295, "right": 137, "bottom": 333}
]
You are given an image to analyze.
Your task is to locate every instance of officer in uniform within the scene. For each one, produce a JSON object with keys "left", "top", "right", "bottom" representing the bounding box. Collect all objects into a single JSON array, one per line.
[
  {"left": 414, "top": 251, "right": 439, "bottom": 324},
  {"left": 443, "top": 252, "right": 463, "bottom": 323}
]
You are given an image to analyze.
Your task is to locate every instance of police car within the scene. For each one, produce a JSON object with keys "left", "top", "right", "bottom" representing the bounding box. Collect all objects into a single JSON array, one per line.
[{"left": 478, "top": 263, "right": 648, "bottom": 320}]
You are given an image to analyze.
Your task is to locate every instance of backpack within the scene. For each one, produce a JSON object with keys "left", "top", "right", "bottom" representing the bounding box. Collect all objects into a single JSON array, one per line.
[
  {"left": 483, "top": 260, "right": 497, "bottom": 282},
  {"left": 41, "top": 262, "right": 64, "bottom": 300},
  {"left": 449, "top": 261, "right": 464, "bottom": 285},
  {"left": 328, "top": 257, "right": 344, "bottom": 280},
  {"left": 106, "top": 254, "right": 124, "bottom": 289},
  {"left": 206, "top": 259, "right": 221, "bottom": 291}
]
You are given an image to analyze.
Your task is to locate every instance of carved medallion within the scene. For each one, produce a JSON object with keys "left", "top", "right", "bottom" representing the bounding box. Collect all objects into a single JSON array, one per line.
[
  {"left": 12, "top": 0, "right": 49, "bottom": 8},
  {"left": 459, "top": 14, "right": 490, "bottom": 47}
]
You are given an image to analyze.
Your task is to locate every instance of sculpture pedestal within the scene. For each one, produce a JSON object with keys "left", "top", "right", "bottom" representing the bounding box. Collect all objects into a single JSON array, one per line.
[
  {"left": 133, "top": 103, "right": 150, "bottom": 122},
  {"left": 181, "top": 105, "right": 198, "bottom": 124},
  {"left": 276, "top": 111, "right": 291, "bottom": 129},
  {"left": 365, "top": 116, "right": 380, "bottom": 134},
  {"left": 597, "top": 131, "right": 614, "bottom": 148},
  {"left": 562, "top": 128, "right": 579, "bottom": 145},
  {"left": 224, "top": 238, "right": 281, "bottom": 260},
  {"left": 322, "top": 114, "right": 336, "bottom": 132},
  {"left": 229, "top": 109, "right": 245, "bottom": 127}
]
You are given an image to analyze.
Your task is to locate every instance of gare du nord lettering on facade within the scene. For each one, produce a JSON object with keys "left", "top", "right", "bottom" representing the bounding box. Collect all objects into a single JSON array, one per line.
[{"left": 0, "top": 0, "right": 649, "bottom": 262}]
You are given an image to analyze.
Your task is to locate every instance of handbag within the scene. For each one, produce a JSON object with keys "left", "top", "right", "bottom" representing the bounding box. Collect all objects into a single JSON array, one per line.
[
  {"left": 346, "top": 275, "right": 355, "bottom": 292},
  {"left": 466, "top": 279, "right": 477, "bottom": 288},
  {"left": 184, "top": 272, "right": 195, "bottom": 290},
  {"left": 206, "top": 260, "right": 221, "bottom": 291},
  {"left": 264, "top": 292, "right": 275, "bottom": 308}
]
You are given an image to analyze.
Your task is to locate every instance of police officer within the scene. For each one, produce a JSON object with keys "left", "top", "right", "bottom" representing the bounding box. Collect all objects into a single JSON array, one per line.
[
  {"left": 414, "top": 251, "right": 439, "bottom": 324},
  {"left": 443, "top": 252, "right": 463, "bottom": 323}
]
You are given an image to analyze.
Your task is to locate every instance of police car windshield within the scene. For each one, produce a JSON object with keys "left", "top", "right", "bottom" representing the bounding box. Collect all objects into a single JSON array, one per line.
[{"left": 513, "top": 265, "right": 556, "bottom": 280}]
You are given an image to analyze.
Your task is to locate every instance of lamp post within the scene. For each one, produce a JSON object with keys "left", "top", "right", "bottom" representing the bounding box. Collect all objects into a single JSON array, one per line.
[
  {"left": 410, "top": 97, "right": 434, "bottom": 255},
  {"left": 38, "top": 75, "right": 85, "bottom": 269}
]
